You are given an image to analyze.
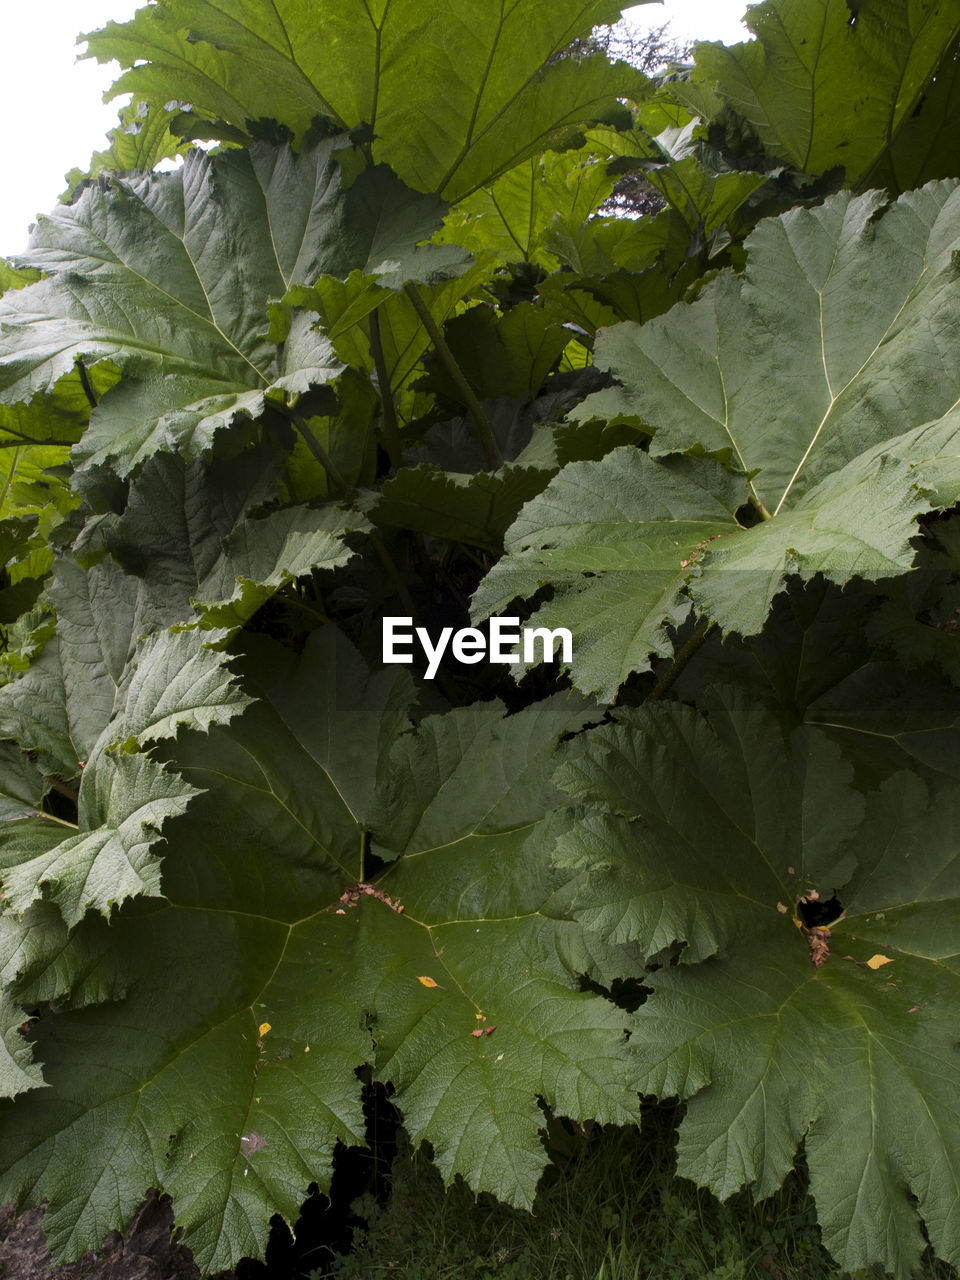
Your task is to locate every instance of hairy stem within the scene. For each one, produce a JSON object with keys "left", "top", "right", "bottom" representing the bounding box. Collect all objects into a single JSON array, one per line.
[
  {"left": 403, "top": 282, "right": 501, "bottom": 470},
  {"left": 646, "top": 618, "right": 715, "bottom": 704},
  {"left": 750, "top": 490, "right": 773, "bottom": 521},
  {"left": 40, "top": 813, "right": 79, "bottom": 831}
]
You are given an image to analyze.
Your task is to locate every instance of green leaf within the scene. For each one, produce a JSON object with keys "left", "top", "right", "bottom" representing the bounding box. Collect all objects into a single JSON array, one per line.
[
  {"left": 869, "top": 32, "right": 960, "bottom": 194},
  {"left": 0, "top": 519, "right": 257, "bottom": 781},
  {"left": 669, "top": 574, "right": 960, "bottom": 792},
  {"left": 686, "top": 448, "right": 927, "bottom": 635},
  {"left": 83, "top": 0, "right": 651, "bottom": 201},
  {"left": 497, "top": 183, "right": 960, "bottom": 690},
  {"left": 374, "top": 461, "right": 552, "bottom": 552},
  {"left": 472, "top": 448, "right": 745, "bottom": 700},
  {"left": 1, "top": 752, "right": 198, "bottom": 928},
  {"left": 81, "top": 441, "right": 370, "bottom": 633},
  {"left": 194, "top": 501, "right": 371, "bottom": 628},
  {"left": 113, "top": 630, "right": 253, "bottom": 746},
  {"left": 0, "top": 141, "right": 467, "bottom": 478},
  {"left": 282, "top": 256, "right": 494, "bottom": 407},
  {"left": 579, "top": 184, "right": 960, "bottom": 508},
  {"left": 63, "top": 100, "right": 194, "bottom": 199},
  {"left": 0, "top": 639, "right": 78, "bottom": 780},
  {"left": 685, "top": 0, "right": 960, "bottom": 189},
  {"left": 419, "top": 304, "right": 570, "bottom": 406},
  {"left": 0, "top": 884, "right": 122, "bottom": 1014},
  {"left": 0, "top": 263, "right": 40, "bottom": 295},
  {"left": 557, "top": 690, "right": 960, "bottom": 1276},
  {"left": 435, "top": 143, "right": 621, "bottom": 266},
  {"left": 0, "top": 991, "right": 45, "bottom": 1101},
  {"left": 0, "top": 743, "right": 47, "bottom": 822},
  {"left": 0, "top": 630, "right": 637, "bottom": 1270}
]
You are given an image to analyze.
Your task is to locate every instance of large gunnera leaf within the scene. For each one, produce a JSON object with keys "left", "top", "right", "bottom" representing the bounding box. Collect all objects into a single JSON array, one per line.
[
  {"left": 0, "top": 629, "right": 639, "bottom": 1271},
  {"left": 682, "top": 0, "right": 960, "bottom": 191},
  {"left": 480, "top": 183, "right": 960, "bottom": 697},
  {"left": 80, "top": 437, "right": 371, "bottom": 634},
  {"left": 0, "top": 139, "right": 463, "bottom": 477},
  {"left": 82, "top": 0, "right": 651, "bottom": 201},
  {"left": 555, "top": 689, "right": 960, "bottom": 1278},
  {"left": 0, "top": 550, "right": 252, "bottom": 927},
  {"left": 472, "top": 449, "right": 746, "bottom": 700}
]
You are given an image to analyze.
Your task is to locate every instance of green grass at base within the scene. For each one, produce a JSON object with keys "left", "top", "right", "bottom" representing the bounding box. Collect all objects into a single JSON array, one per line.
[{"left": 323, "top": 1105, "right": 958, "bottom": 1280}]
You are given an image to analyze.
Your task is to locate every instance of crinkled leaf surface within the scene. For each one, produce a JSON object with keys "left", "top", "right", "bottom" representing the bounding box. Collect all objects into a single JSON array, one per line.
[
  {"left": 83, "top": 0, "right": 651, "bottom": 201},
  {"left": 85, "top": 444, "right": 371, "bottom": 632},
  {"left": 0, "top": 550, "right": 251, "bottom": 779},
  {"left": 490, "top": 184, "right": 960, "bottom": 693},
  {"left": 579, "top": 184, "right": 960, "bottom": 509},
  {"left": 0, "top": 991, "right": 45, "bottom": 1101},
  {"left": 472, "top": 448, "right": 745, "bottom": 700},
  {"left": 0, "top": 141, "right": 465, "bottom": 477},
  {"left": 0, "top": 743, "right": 47, "bottom": 822},
  {"left": 556, "top": 689, "right": 960, "bottom": 1277},
  {"left": 0, "top": 629, "right": 638, "bottom": 1270},
  {"left": 2, "top": 752, "right": 198, "bottom": 928},
  {"left": 685, "top": 0, "right": 960, "bottom": 189}
]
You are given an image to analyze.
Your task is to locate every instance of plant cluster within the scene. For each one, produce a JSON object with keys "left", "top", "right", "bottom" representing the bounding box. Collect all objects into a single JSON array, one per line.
[{"left": 1, "top": 2, "right": 959, "bottom": 1277}]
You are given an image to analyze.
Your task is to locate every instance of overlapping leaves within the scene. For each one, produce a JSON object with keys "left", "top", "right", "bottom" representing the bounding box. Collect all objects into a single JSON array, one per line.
[
  {"left": 82, "top": 0, "right": 651, "bottom": 201},
  {"left": 0, "top": 629, "right": 639, "bottom": 1270},
  {"left": 0, "top": 139, "right": 468, "bottom": 477},
  {"left": 677, "top": 0, "right": 960, "bottom": 192},
  {"left": 477, "top": 182, "right": 960, "bottom": 697},
  {"left": 554, "top": 690, "right": 960, "bottom": 1276}
]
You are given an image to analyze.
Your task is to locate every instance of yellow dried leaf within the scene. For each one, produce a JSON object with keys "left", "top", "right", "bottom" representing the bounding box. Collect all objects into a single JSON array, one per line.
[
  {"left": 776, "top": 902, "right": 788, "bottom": 914},
  {"left": 258, "top": 1022, "right": 272, "bottom": 1037},
  {"left": 417, "top": 976, "right": 439, "bottom": 988},
  {"left": 866, "top": 954, "right": 894, "bottom": 970}
]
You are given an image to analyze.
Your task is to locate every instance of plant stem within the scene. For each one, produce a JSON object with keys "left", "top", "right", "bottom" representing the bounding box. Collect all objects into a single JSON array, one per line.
[
  {"left": 77, "top": 362, "right": 98, "bottom": 409},
  {"left": 369, "top": 309, "right": 403, "bottom": 470},
  {"left": 291, "top": 414, "right": 355, "bottom": 498},
  {"left": 41, "top": 812, "right": 79, "bottom": 831},
  {"left": 646, "top": 618, "right": 715, "bottom": 703},
  {"left": 403, "top": 282, "right": 501, "bottom": 470},
  {"left": 750, "top": 490, "right": 773, "bottom": 521}
]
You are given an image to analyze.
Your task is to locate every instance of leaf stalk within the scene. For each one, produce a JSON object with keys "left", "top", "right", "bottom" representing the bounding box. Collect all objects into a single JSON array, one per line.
[
  {"left": 403, "top": 282, "right": 501, "bottom": 470},
  {"left": 646, "top": 618, "right": 715, "bottom": 704}
]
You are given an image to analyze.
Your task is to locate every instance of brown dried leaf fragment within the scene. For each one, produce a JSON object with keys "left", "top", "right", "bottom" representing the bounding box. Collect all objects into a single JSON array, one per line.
[
  {"left": 339, "top": 881, "right": 405, "bottom": 914},
  {"left": 807, "top": 926, "right": 831, "bottom": 968}
]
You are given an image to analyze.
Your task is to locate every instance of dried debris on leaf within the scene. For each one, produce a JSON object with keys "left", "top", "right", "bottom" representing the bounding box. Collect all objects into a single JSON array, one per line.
[{"left": 335, "top": 882, "right": 405, "bottom": 914}]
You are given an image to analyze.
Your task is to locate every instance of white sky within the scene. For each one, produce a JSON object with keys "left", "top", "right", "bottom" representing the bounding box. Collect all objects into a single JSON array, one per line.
[{"left": 0, "top": 0, "right": 753, "bottom": 259}]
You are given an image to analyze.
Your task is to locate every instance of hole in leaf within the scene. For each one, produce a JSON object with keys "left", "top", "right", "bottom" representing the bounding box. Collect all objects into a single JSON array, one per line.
[{"left": 797, "top": 893, "right": 843, "bottom": 929}]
